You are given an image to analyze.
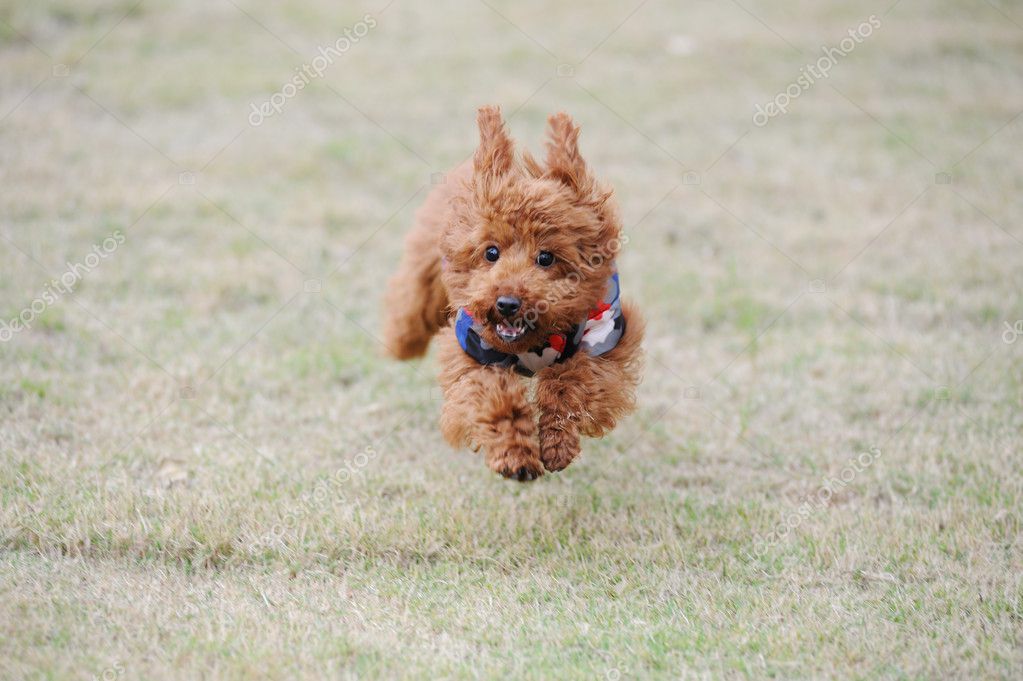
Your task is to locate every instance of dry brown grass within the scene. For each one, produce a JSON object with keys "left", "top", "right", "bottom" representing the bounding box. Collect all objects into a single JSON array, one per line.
[{"left": 1, "top": 0, "right": 1021, "bottom": 678}]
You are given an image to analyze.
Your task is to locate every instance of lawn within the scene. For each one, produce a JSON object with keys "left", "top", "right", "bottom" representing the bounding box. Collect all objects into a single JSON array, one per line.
[{"left": 1, "top": 0, "right": 1021, "bottom": 678}]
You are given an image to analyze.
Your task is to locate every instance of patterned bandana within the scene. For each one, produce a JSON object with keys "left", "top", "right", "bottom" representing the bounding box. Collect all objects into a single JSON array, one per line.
[{"left": 454, "top": 270, "right": 626, "bottom": 377}]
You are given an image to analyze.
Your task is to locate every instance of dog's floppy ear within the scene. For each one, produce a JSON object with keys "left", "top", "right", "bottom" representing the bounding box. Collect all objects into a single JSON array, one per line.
[
  {"left": 474, "top": 105, "right": 514, "bottom": 179},
  {"left": 544, "top": 112, "right": 592, "bottom": 191}
]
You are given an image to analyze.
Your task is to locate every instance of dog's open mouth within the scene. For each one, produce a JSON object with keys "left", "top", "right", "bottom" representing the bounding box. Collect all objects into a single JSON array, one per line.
[{"left": 495, "top": 320, "right": 526, "bottom": 342}]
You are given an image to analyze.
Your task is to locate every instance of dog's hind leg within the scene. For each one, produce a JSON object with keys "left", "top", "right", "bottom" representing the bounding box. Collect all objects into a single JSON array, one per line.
[
  {"left": 381, "top": 162, "right": 472, "bottom": 359},
  {"left": 381, "top": 220, "right": 447, "bottom": 359}
]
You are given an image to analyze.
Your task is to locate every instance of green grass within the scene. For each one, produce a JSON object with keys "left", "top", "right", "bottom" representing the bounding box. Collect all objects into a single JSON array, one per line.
[{"left": 1, "top": 0, "right": 1022, "bottom": 678}]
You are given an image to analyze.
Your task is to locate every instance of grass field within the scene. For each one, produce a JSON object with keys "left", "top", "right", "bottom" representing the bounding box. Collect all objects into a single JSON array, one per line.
[{"left": 1, "top": 0, "right": 1022, "bottom": 678}]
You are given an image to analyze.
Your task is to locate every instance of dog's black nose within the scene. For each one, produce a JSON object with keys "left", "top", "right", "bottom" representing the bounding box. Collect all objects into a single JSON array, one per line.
[{"left": 495, "top": 296, "right": 521, "bottom": 317}]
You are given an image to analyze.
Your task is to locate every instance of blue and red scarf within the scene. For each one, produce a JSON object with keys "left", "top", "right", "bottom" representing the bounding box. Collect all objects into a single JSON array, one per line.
[{"left": 454, "top": 271, "right": 625, "bottom": 377}]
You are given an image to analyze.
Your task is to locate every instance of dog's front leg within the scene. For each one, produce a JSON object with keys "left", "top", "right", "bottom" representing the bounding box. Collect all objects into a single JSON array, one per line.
[
  {"left": 536, "top": 308, "right": 644, "bottom": 472},
  {"left": 534, "top": 354, "right": 592, "bottom": 472},
  {"left": 436, "top": 328, "right": 543, "bottom": 482}
]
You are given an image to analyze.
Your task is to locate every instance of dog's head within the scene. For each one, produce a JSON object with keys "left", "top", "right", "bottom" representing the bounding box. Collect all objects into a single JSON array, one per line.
[{"left": 442, "top": 106, "right": 623, "bottom": 354}]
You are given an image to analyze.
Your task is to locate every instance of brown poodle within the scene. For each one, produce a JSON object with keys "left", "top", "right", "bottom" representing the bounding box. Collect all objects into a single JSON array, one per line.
[{"left": 382, "top": 106, "right": 644, "bottom": 481}]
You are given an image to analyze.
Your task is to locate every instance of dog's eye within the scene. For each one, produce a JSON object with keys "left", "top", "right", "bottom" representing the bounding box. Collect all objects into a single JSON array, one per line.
[
  {"left": 484, "top": 246, "right": 500, "bottom": 262},
  {"left": 535, "top": 251, "right": 555, "bottom": 267}
]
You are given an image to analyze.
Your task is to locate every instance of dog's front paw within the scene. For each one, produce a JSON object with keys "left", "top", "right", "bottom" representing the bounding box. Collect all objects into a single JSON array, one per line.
[
  {"left": 539, "top": 423, "right": 580, "bottom": 472},
  {"left": 489, "top": 445, "right": 544, "bottom": 482}
]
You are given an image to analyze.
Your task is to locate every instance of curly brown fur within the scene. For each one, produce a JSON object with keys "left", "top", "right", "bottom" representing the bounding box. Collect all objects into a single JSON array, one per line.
[
  {"left": 436, "top": 327, "right": 544, "bottom": 481},
  {"left": 382, "top": 106, "right": 645, "bottom": 481},
  {"left": 381, "top": 165, "right": 466, "bottom": 359},
  {"left": 535, "top": 301, "right": 645, "bottom": 471}
]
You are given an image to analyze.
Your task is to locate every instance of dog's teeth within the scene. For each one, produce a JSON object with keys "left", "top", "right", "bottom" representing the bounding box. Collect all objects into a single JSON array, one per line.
[{"left": 496, "top": 322, "right": 522, "bottom": 339}]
